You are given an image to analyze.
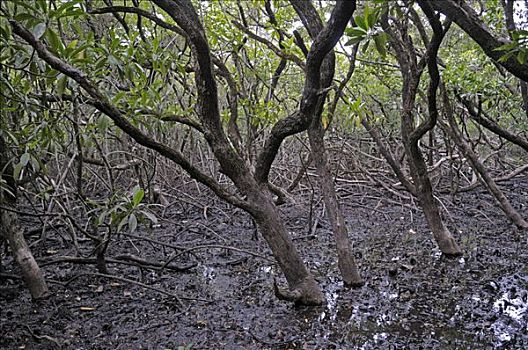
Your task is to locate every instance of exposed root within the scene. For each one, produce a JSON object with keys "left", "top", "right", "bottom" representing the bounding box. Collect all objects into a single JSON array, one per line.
[
  {"left": 273, "top": 278, "right": 326, "bottom": 306},
  {"left": 438, "top": 236, "right": 463, "bottom": 257},
  {"left": 343, "top": 277, "right": 365, "bottom": 288}
]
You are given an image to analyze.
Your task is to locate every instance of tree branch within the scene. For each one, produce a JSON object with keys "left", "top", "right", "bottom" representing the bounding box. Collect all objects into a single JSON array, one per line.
[{"left": 9, "top": 19, "right": 251, "bottom": 212}]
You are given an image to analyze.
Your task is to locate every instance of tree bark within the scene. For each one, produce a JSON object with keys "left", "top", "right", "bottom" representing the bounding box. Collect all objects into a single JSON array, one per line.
[
  {"left": 458, "top": 96, "right": 528, "bottom": 152},
  {"left": 292, "top": 0, "right": 362, "bottom": 286},
  {"left": 0, "top": 134, "right": 49, "bottom": 299},
  {"left": 249, "top": 189, "right": 325, "bottom": 304},
  {"left": 361, "top": 118, "right": 417, "bottom": 196},
  {"left": 381, "top": 1, "right": 462, "bottom": 255},
  {"left": 308, "top": 119, "right": 363, "bottom": 286},
  {"left": 10, "top": 0, "right": 355, "bottom": 305}
]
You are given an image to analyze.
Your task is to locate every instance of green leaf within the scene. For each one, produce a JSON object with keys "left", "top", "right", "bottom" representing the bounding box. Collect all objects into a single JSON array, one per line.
[
  {"left": 32, "top": 23, "right": 47, "bottom": 39},
  {"left": 14, "top": 13, "right": 39, "bottom": 22},
  {"left": 117, "top": 215, "right": 128, "bottom": 232},
  {"left": 374, "top": 34, "right": 387, "bottom": 58},
  {"left": 45, "top": 28, "right": 62, "bottom": 53},
  {"left": 97, "top": 115, "right": 111, "bottom": 132},
  {"left": 0, "top": 23, "right": 10, "bottom": 42},
  {"left": 345, "top": 36, "right": 364, "bottom": 46},
  {"left": 362, "top": 39, "right": 370, "bottom": 53},
  {"left": 13, "top": 162, "right": 23, "bottom": 180},
  {"left": 56, "top": 74, "right": 67, "bottom": 96},
  {"left": 355, "top": 15, "right": 368, "bottom": 31},
  {"left": 367, "top": 10, "right": 380, "bottom": 29},
  {"left": 132, "top": 186, "right": 144, "bottom": 207},
  {"left": 346, "top": 27, "right": 368, "bottom": 37},
  {"left": 517, "top": 50, "right": 527, "bottom": 65}
]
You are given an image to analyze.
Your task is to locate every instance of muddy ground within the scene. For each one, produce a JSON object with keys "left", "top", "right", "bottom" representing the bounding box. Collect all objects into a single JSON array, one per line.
[{"left": 1, "top": 176, "right": 527, "bottom": 349}]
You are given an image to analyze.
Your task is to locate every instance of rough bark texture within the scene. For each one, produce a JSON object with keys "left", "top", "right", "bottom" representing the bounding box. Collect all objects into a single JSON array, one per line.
[
  {"left": 151, "top": 0, "right": 330, "bottom": 306},
  {"left": 292, "top": 0, "right": 362, "bottom": 286},
  {"left": 249, "top": 190, "right": 325, "bottom": 305},
  {"left": 0, "top": 134, "right": 49, "bottom": 299},
  {"left": 308, "top": 121, "right": 363, "bottom": 286},
  {"left": 522, "top": 82, "right": 528, "bottom": 119},
  {"left": 254, "top": 0, "right": 356, "bottom": 184},
  {"left": 0, "top": 207, "right": 50, "bottom": 299}
]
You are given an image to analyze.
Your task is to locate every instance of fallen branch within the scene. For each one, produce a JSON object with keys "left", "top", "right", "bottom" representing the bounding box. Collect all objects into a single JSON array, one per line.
[
  {"left": 62, "top": 272, "right": 187, "bottom": 307},
  {"left": 161, "top": 244, "right": 273, "bottom": 270},
  {"left": 39, "top": 255, "right": 197, "bottom": 272},
  {"left": 456, "top": 163, "right": 528, "bottom": 192}
]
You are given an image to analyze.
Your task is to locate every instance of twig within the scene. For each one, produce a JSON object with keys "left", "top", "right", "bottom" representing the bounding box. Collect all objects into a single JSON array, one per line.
[
  {"left": 161, "top": 244, "right": 273, "bottom": 270},
  {"left": 62, "top": 272, "right": 188, "bottom": 307},
  {"left": 38, "top": 255, "right": 197, "bottom": 272}
]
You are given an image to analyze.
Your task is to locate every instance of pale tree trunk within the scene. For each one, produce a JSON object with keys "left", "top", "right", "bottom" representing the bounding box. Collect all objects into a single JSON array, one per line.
[
  {"left": 0, "top": 134, "right": 49, "bottom": 299},
  {"left": 1, "top": 205, "right": 49, "bottom": 299},
  {"left": 308, "top": 119, "right": 363, "bottom": 286}
]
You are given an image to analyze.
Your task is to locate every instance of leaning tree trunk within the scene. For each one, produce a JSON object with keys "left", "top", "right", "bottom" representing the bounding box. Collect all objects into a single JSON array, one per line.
[
  {"left": 381, "top": 2, "right": 462, "bottom": 256},
  {"left": 442, "top": 89, "right": 528, "bottom": 229},
  {"left": 248, "top": 189, "right": 325, "bottom": 305},
  {"left": 361, "top": 118, "right": 417, "bottom": 196},
  {"left": 0, "top": 203, "right": 49, "bottom": 299},
  {"left": 10, "top": 0, "right": 356, "bottom": 305},
  {"left": 0, "top": 134, "right": 49, "bottom": 299}
]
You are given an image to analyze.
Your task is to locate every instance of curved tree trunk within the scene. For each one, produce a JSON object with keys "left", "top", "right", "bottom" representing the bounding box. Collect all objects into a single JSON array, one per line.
[
  {"left": 9, "top": 0, "right": 356, "bottom": 305},
  {"left": 0, "top": 134, "right": 49, "bottom": 299},
  {"left": 382, "top": 2, "right": 462, "bottom": 256},
  {"left": 248, "top": 189, "right": 325, "bottom": 304},
  {"left": 292, "top": 0, "right": 362, "bottom": 286}
]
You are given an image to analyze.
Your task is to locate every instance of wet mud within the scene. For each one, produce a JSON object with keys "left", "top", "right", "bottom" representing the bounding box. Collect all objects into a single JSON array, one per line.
[{"left": 1, "top": 177, "right": 527, "bottom": 349}]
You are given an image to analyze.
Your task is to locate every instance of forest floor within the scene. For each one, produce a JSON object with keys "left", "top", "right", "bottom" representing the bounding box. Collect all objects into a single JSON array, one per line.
[{"left": 1, "top": 176, "right": 527, "bottom": 350}]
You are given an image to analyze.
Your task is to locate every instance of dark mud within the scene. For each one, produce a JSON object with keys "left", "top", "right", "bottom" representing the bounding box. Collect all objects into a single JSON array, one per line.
[{"left": 1, "top": 177, "right": 527, "bottom": 349}]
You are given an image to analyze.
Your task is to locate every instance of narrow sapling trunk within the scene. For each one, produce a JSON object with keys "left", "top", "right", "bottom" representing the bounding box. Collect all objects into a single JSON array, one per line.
[
  {"left": 405, "top": 139, "right": 462, "bottom": 255},
  {"left": 0, "top": 207, "right": 50, "bottom": 299},
  {"left": 308, "top": 120, "right": 363, "bottom": 286},
  {"left": 0, "top": 134, "right": 49, "bottom": 299}
]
